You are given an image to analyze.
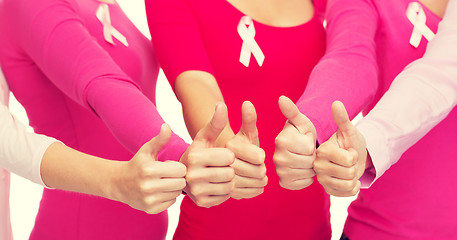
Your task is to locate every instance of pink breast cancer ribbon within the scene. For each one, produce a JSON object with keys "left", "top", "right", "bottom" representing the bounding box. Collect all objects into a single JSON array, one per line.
[
  {"left": 406, "top": 2, "right": 435, "bottom": 48},
  {"left": 237, "top": 16, "right": 265, "bottom": 67},
  {"left": 96, "top": 2, "right": 129, "bottom": 46}
]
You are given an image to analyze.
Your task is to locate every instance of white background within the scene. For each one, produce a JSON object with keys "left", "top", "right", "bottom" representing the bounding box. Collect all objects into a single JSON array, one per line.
[{"left": 8, "top": 1, "right": 356, "bottom": 239}]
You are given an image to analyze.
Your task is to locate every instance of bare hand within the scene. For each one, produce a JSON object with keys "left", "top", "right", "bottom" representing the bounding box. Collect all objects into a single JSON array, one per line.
[
  {"left": 273, "top": 96, "right": 316, "bottom": 190},
  {"left": 226, "top": 101, "right": 267, "bottom": 200},
  {"left": 314, "top": 101, "right": 367, "bottom": 197},
  {"left": 180, "top": 103, "right": 236, "bottom": 207},
  {"left": 112, "top": 124, "right": 187, "bottom": 214}
]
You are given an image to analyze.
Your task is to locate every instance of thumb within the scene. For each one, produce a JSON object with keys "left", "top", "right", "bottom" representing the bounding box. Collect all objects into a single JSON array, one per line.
[
  {"left": 194, "top": 102, "right": 228, "bottom": 146},
  {"left": 139, "top": 123, "right": 172, "bottom": 160},
  {"left": 239, "top": 101, "right": 259, "bottom": 145},
  {"left": 332, "top": 101, "right": 356, "bottom": 148},
  {"left": 278, "top": 95, "right": 314, "bottom": 134}
]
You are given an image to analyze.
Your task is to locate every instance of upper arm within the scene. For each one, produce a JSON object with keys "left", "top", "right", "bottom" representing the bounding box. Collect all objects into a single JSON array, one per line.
[
  {"left": 146, "top": 0, "right": 215, "bottom": 90},
  {"left": 10, "top": 0, "right": 139, "bottom": 109}
]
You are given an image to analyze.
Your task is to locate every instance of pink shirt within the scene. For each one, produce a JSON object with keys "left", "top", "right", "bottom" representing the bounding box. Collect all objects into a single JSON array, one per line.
[
  {"left": 357, "top": 0, "right": 457, "bottom": 186},
  {"left": 0, "top": 72, "right": 56, "bottom": 240},
  {"left": 0, "top": 0, "right": 188, "bottom": 239},
  {"left": 298, "top": 0, "right": 456, "bottom": 239}
]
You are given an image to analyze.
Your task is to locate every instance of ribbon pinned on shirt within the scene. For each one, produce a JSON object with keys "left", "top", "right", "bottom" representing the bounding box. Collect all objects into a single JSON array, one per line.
[
  {"left": 237, "top": 16, "right": 264, "bottom": 67},
  {"left": 96, "top": 3, "right": 129, "bottom": 47},
  {"left": 406, "top": 2, "right": 435, "bottom": 48}
]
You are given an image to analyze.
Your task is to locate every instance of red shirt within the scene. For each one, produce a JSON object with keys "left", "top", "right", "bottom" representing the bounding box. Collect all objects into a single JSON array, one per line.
[{"left": 147, "top": 0, "right": 330, "bottom": 239}]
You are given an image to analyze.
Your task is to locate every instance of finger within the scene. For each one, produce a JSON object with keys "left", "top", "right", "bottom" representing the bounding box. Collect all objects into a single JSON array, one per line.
[
  {"left": 143, "top": 160, "right": 187, "bottom": 178},
  {"left": 231, "top": 187, "right": 264, "bottom": 200},
  {"left": 145, "top": 198, "right": 176, "bottom": 214},
  {"left": 278, "top": 96, "right": 314, "bottom": 134},
  {"left": 189, "top": 182, "right": 234, "bottom": 197},
  {"left": 313, "top": 158, "right": 357, "bottom": 180},
  {"left": 231, "top": 158, "right": 266, "bottom": 179},
  {"left": 194, "top": 102, "right": 228, "bottom": 146},
  {"left": 140, "top": 178, "right": 187, "bottom": 193},
  {"left": 332, "top": 101, "right": 358, "bottom": 149},
  {"left": 322, "top": 180, "right": 361, "bottom": 197},
  {"left": 239, "top": 101, "right": 260, "bottom": 145},
  {"left": 186, "top": 166, "right": 235, "bottom": 183},
  {"left": 317, "top": 174, "right": 359, "bottom": 193},
  {"left": 233, "top": 175, "right": 268, "bottom": 188},
  {"left": 316, "top": 142, "right": 357, "bottom": 167},
  {"left": 279, "top": 178, "right": 314, "bottom": 190},
  {"left": 186, "top": 148, "right": 235, "bottom": 167},
  {"left": 276, "top": 167, "right": 315, "bottom": 181},
  {"left": 273, "top": 151, "right": 314, "bottom": 169},
  {"left": 192, "top": 194, "right": 231, "bottom": 208},
  {"left": 140, "top": 124, "right": 172, "bottom": 159},
  {"left": 275, "top": 124, "right": 315, "bottom": 155},
  {"left": 226, "top": 138, "right": 265, "bottom": 165}
]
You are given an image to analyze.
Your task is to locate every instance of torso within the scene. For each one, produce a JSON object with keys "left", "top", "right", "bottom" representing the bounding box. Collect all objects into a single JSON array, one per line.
[
  {"left": 346, "top": 0, "right": 457, "bottom": 239},
  {"left": 0, "top": 0, "right": 164, "bottom": 239},
  {"left": 173, "top": 0, "right": 331, "bottom": 239}
]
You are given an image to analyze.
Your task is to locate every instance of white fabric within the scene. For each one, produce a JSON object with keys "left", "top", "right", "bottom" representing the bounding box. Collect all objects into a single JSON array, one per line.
[
  {"left": 357, "top": 0, "right": 457, "bottom": 187},
  {"left": 237, "top": 16, "right": 265, "bottom": 67},
  {"left": 96, "top": 3, "right": 129, "bottom": 46},
  {"left": 0, "top": 69, "right": 57, "bottom": 240},
  {"left": 406, "top": 2, "right": 435, "bottom": 48}
]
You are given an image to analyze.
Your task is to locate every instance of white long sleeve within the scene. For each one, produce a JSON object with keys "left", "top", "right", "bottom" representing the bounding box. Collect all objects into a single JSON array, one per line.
[
  {"left": 357, "top": 0, "right": 457, "bottom": 186},
  {"left": 0, "top": 71, "right": 56, "bottom": 186}
]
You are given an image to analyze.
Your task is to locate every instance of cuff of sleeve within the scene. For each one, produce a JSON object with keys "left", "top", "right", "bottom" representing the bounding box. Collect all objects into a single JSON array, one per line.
[
  {"left": 157, "top": 134, "right": 189, "bottom": 162},
  {"left": 356, "top": 120, "right": 393, "bottom": 188},
  {"left": 34, "top": 139, "right": 61, "bottom": 189}
]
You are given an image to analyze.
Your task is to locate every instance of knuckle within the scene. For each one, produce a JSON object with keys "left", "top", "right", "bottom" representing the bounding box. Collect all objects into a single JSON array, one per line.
[
  {"left": 187, "top": 152, "right": 200, "bottom": 167},
  {"left": 347, "top": 167, "right": 357, "bottom": 179},
  {"left": 274, "top": 135, "right": 288, "bottom": 149},
  {"left": 190, "top": 185, "right": 206, "bottom": 197}
]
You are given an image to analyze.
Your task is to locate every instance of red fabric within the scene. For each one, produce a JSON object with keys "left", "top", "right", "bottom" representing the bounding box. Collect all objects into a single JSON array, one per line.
[{"left": 147, "top": 0, "right": 331, "bottom": 239}]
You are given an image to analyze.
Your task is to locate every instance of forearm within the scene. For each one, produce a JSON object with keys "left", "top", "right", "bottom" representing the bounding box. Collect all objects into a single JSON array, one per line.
[
  {"left": 40, "top": 142, "right": 122, "bottom": 201},
  {"left": 297, "top": 0, "right": 379, "bottom": 143},
  {"left": 175, "top": 71, "right": 234, "bottom": 146},
  {"left": 86, "top": 79, "right": 188, "bottom": 161},
  {"left": 357, "top": 0, "right": 457, "bottom": 184}
]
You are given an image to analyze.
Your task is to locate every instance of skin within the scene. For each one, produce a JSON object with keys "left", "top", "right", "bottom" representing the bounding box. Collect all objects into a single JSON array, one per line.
[
  {"left": 273, "top": 96, "right": 316, "bottom": 190},
  {"left": 41, "top": 104, "right": 234, "bottom": 213},
  {"left": 313, "top": 101, "right": 370, "bottom": 197},
  {"left": 174, "top": 0, "right": 314, "bottom": 199},
  {"left": 41, "top": 124, "right": 187, "bottom": 214},
  {"left": 274, "top": 0, "right": 449, "bottom": 195}
]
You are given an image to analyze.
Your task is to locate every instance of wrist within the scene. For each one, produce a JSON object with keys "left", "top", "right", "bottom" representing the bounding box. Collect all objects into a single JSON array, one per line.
[{"left": 104, "top": 160, "right": 126, "bottom": 202}]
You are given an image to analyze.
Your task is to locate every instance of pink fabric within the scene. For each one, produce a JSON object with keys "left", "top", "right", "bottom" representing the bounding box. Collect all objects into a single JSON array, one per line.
[
  {"left": 299, "top": 0, "right": 456, "bottom": 239},
  {"left": 357, "top": 0, "right": 457, "bottom": 187},
  {"left": 0, "top": 0, "right": 188, "bottom": 239},
  {"left": 147, "top": 0, "right": 331, "bottom": 239}
]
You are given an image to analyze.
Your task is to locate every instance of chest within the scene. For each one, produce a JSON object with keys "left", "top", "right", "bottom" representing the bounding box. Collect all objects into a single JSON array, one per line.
[
  {"left": 74, "top": 0, "right": 158, "bottom": 91},
  {"left": 192, "top": 0, "right": 325, "bottom": 84},
  {"left": 375, "top": 0, "right": 441, "bottom": 80}
]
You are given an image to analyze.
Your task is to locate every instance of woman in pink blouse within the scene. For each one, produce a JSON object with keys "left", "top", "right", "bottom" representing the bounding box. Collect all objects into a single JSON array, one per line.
[
  {"left": 276, "top": 0, "right": 456, "bottom": 239},
  {"left": 0, "top": 0, "right": 235, "bottom": 239}
]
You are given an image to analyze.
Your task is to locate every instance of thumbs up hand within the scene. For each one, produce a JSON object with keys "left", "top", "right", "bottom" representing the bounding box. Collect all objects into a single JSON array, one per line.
[
  {"left": 180, "top": 103, "right": 236, "bottom": 208},
  {"left": 226, "top": 101, "right": 268, "bottom": 200},
  {"left": 112, "top": 124, "right": 187, "bottom": 214},
  {"left": 273, "top": 96, "right": 316, "bottom": 190},
  {"left": 314, "top": 101, "right": 368, "bottom": 197}
]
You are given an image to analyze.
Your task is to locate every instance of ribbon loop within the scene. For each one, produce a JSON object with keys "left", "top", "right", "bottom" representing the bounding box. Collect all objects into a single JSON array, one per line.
[
  {"left": 406, "top": 2, "right": 435, "bottom": 48},
  {"left": 96, "top": 3, "right": 129, "bottom": 46},
  {"left": 237, "top": 16, "right": 265, "bottom": 67}
]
